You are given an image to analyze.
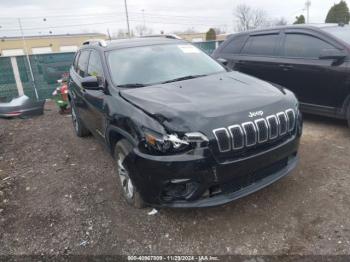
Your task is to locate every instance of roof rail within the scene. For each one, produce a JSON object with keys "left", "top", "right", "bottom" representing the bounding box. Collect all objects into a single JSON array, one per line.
[
  {"left": 142, "top": 34, "right": 182, "bottom": 40},
  {"left": 82, "top": 39, "right": 108, "bottom": 47}
]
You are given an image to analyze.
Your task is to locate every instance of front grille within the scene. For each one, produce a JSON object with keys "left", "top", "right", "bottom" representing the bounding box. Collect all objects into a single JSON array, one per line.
[{"left": 213, "top": 108, "right": 297, "bottom": 154}]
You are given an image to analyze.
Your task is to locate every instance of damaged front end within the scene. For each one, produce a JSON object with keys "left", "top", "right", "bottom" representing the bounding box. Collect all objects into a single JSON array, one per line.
[
  {"left": 0, "top": 95, "right": 45, "bottom": 118},
  {"left": 140, "top": 128, "right": 209, "bottom": 155}
]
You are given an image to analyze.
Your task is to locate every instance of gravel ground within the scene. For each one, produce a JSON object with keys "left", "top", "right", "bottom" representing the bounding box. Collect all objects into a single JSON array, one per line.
[{"left": 0, "top": 101, "right": 350, "bottom": 256}]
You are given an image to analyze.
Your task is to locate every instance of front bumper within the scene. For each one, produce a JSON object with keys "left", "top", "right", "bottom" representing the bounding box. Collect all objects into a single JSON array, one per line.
[{"left": 128, "top": 135, "right": 300, "bottom": 208}]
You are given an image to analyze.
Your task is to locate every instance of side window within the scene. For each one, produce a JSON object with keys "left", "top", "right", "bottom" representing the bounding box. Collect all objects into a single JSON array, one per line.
[
  {"left": 73, "top": 52, "right": 80, "bottom": 72},
  {"left": 221, "top": 35, "right": 247, "bottom": 54},
  {"left": 283, "top": 34, "right": 335, "bottom": 58},
  {"left": 241, "top": 34, "right": 280, "bottom": 56},
  {"left": 87, "top": 50, "right": 104, "bottom": 79},
  {"left": 77, "top": 50, "right": 90, "bottom": 77}
]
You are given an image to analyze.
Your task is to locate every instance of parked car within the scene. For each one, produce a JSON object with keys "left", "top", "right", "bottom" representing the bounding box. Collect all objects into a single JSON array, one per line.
[
  {"left": 68, "top": 37, "right": 302, "bottom": 208},
  {"left": 213, "top": 24, "right": 350, "bottom": 127}
]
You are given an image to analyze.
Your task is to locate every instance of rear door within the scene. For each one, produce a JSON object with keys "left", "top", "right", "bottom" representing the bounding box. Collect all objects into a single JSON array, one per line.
[
  {"left": 279, "top": 30, "right": 348, "bottom": 109},
  {"left": 222, "top": 31, "right": 285, "bottom": 86}
]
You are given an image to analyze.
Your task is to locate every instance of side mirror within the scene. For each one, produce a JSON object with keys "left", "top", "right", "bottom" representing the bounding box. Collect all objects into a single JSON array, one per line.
[
  {"left": 217, "top": 58, "right": 228, "bottom": 66},
  {"left": 319, "top": 49, "right": 347, "bottom": 60},
  {"left": 81, "top": 76, "right": 102, "bottom": 90}
]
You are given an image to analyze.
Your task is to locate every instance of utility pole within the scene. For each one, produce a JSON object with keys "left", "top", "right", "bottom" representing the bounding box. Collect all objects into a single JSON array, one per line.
[
  {"left": 141, "top": 9, "right": 146, "bottom": 28},
  {"left": 18, "top": 18, "right": 39, "bottom": 100},
  {"left": 124, "top": 0, "right": 131, "bottom": 38},
  {"left": 305, "top": 0, "right": 311, "bottom": 24}
]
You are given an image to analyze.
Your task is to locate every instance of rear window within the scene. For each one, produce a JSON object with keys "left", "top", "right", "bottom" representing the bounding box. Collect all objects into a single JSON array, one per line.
[
  {"left": 241, "top": 34, "right": 280, "bottom": 56},
  {"left": 220, "top": 35, "right": 247, "bottom": 54},
  {"left": 322, "top": 26, "right": 350, "bottom": 45}
]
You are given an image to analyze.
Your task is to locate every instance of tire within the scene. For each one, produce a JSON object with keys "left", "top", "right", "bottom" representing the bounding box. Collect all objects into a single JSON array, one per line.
[
  {"left": 347, "top": 103, "right": 350, "bottom": 129},
  {"left": 114, "top": 139, "right": 146, "bottom": 209},
  {"left": 71, "top": 104, "right": 90, "bottom": 137}
]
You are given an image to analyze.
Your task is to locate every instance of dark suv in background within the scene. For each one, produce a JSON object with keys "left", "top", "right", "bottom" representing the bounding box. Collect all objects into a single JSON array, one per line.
[
  {"left": 213, "top": 24, "right": 350, "bottom": 127},
  {"left": 68, "top": 37, "right": 302, "bottom": 208}
]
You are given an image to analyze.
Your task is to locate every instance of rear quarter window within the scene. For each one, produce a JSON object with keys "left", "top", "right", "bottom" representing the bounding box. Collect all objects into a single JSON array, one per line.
[
  {"left": 220, "top": 35, "right": 247, "bottom": 54},
  {"left": 241, "top": 34, "right": 280, "bottom": 56}
]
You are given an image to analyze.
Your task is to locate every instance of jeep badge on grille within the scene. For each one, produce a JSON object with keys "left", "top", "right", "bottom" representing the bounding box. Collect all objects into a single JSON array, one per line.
[{"left": 248, "top": 111, "right": 264, "bottom": 118}]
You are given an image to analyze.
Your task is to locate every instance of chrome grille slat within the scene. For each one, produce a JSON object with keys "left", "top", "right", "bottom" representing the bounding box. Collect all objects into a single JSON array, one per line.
[
  {"left": 213, "top": 108, "right": 297, "bottom": 153},
  {"left": 213, "top": 128, "right": 231, "bottom": 153},
  {"left": 242, "top": 122, "right": 257, "bottom": 147},
  {"left": 228, "top": 125, "right": 244, "bottom": 149},
  {"left": 255, "top": 118, "right": 269, "bottom": 143},
  {"left": 266, "top": 115, "right": 279, "bottom": 139},
  {"left": 286, "top": 109, "right": 296, "bottom": 132},
  {"left": 277, "top": 112, "right": 288, "bottom": 136}
]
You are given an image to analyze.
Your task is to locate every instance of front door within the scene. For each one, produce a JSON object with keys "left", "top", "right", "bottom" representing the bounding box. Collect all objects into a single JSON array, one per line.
[
  {"left": 279, "top": 31, "right": 348, "bottom": 109},
  {"left": 83, "top": 50, "right": 107, "bottom": 140}
]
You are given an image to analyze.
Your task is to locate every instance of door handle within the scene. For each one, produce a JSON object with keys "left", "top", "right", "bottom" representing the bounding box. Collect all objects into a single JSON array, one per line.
[{"left": 279, "top": 64, "right": 293, "bottom": 71}]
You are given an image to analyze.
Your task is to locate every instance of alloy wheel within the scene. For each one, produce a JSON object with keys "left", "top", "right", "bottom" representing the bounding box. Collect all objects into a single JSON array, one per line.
[{"left": 117, "top": 153, "right": 134, "bottom": 199}]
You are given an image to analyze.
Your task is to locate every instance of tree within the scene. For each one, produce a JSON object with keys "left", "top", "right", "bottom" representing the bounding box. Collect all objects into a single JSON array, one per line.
[
  {"left": 206, "top": 28, "right": 216, "bottom": 40},
  {"left": 134, "top": 24, "right": 154, "bottom": 36},
  {"left": 325, "top": 0, "right": 350, "bottom": 24},
  {"left": 273, "top": 17, "right": 288, "bottom": 26},
  {"left": 213, "top": 27, "right": 227, "bottom": 35},
  {"left": 234, "top": 4, "right": 269, "bottom": 32},
  {"left": 114, "top": 29, "right": 134, "bottom": 39},
  {"left": 294, "top": 15, "right": 306, "bottom": 24}
]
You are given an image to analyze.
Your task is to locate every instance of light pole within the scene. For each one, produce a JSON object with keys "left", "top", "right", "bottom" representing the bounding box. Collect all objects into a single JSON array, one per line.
[
  {"left": 141, "top": 9, "right": 146, "bottom": 28},
  {"left": 18, "top": 18, "right": 39, "bottom": 100},
  {"left": 305, "top": 0, "right": 311, "bottom": 24},
  {"left": 124, "top": 0, "right": 131, "bottom": 37}
]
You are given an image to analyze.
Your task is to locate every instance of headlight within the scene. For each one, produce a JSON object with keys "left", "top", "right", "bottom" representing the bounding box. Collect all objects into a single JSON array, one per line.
[{"left": 143, "top": 129, "right": 209, "bottom": 155}]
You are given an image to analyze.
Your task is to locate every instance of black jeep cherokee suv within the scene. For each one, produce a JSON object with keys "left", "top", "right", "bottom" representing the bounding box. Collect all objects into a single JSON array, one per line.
[
  {"left": 213, "top": 24, "right": 350, "bottom": 127},
  {"left": 68, "top": 37, "right": 302, "bottom": 208}
]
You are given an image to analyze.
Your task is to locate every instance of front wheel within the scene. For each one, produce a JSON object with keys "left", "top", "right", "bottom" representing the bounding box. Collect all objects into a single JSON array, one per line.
[{"left": 114, "top": 139, "right": 146, "bottom": 209}]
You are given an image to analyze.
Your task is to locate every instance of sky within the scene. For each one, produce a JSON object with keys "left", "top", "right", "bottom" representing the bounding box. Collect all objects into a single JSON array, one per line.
[{"left": 0, "top": 0, "right": 344, "bottom": 37}]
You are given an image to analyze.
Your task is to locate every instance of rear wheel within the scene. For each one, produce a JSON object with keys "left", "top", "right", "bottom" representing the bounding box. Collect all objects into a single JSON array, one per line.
[
  {"left": 347, "top": 103, "right": 350, "bottom": 129},
  {"left": 71, "top": 105, "right": 90, "bottom": 137},
  {"left": 114, "top": 139, "right": 146, "bottom": 209}
]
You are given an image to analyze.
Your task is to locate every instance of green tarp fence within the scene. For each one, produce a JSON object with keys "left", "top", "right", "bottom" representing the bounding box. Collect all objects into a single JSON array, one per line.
[{"left": 0, "top": 40, "right": 223, "bottom": 101}]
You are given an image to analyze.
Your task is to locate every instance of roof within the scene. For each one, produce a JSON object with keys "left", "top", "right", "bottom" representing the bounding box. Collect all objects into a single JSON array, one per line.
[
  {"left": 231, "top": 23, "right": 345, "bottom": 35},
  {"left": 81, "top": 37, "right": 186, "bottom": 51}
]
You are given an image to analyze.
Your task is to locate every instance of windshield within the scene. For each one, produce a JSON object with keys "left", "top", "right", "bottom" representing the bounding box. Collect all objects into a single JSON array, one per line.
[
  {"left": 322, "top": 26, "right": 350, "bottom": 45},
  {"left": 107, "top": 43, "right": 225, "bottom": 86}
]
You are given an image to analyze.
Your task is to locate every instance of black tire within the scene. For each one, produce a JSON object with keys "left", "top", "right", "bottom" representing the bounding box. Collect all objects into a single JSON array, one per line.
[
  {"left": 347, "top": 103, "right": 350, "bottom": 129},
  {"left": 71, "top": 104, "right": 90, "bottom": 137},
  {"left": 114, "top": 139, "right": 146, "bottom": 209}
]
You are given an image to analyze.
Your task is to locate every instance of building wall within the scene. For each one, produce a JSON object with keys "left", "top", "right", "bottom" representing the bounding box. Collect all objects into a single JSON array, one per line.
[{"left": 0, "top": 34, "right": 107, "bottom": 56}]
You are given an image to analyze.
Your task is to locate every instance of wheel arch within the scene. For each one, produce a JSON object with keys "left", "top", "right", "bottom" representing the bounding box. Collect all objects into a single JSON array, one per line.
[{"left": 106, "top": 126, "right": 138, "bottom": 156}]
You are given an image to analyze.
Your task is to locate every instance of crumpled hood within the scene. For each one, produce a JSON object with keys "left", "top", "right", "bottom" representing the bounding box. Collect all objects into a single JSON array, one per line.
[{"left": 120, "top": 71, "right": 297, "bottom": 134}]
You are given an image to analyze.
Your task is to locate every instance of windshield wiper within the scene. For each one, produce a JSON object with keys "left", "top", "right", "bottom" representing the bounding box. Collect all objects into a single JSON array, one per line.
[
  {"left": 117, "top": 83, "right": 147, "bottom": 88},
  {"left": 160, "top": 74, "right": 207, "bottom": 84}
]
